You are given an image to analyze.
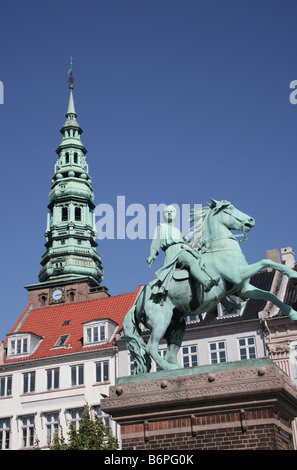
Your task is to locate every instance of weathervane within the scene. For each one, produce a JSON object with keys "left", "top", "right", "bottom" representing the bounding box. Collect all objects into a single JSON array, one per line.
[{"left": 68, "top": 56, "right": 75, "bottom": 88}]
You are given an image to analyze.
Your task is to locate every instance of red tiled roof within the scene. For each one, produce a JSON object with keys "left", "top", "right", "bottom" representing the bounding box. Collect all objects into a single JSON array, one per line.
[{"left": 3, "top": 287, "right": 142, "bottom": 364}]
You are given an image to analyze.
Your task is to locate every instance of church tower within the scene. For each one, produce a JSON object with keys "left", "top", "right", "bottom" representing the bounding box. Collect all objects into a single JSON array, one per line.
[{"left": 25, "top": 68, "right": 106, "bottom": 306}]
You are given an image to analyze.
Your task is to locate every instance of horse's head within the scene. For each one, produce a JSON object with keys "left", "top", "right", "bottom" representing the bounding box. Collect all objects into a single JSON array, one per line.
[{"left": 209, "top": 199, "right": 255, "bottom": 236}]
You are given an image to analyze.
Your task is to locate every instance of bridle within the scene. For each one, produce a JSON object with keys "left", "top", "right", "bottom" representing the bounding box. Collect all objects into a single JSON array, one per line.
[{"left": 219, "top": 207, "right": 250, "bottom": 243}]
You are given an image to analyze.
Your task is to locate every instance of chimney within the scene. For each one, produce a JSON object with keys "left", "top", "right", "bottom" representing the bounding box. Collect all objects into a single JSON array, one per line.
[
  {"left": 266, "top": 249, "right": 281, "bottom": 271},
  {"left": 89, "top": 286, "right": 110, "bottom": 300},
  {"left": 281, "top": 247, "right": 295, "bottom": 269}
]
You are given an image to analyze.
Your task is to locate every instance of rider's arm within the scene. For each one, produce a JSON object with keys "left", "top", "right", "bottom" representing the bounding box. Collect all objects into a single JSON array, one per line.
[{"left": 147, "top": 225, "right": 162, "bottom": 266}]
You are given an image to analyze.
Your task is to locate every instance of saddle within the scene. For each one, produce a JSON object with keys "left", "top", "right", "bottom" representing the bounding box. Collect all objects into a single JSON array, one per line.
[{"left": 172, "top": 268, "right": 190, "bottom": 281}]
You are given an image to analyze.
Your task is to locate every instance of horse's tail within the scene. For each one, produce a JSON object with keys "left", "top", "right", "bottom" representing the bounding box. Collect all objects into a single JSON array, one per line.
[{"left": 122, "top": 304, "right": 151, "bottom": 374}]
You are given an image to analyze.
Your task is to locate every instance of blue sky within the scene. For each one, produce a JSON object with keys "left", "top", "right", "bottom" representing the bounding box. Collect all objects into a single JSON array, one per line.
[{"left": 1, "top": 0, "right": 297, "bottom": 341}]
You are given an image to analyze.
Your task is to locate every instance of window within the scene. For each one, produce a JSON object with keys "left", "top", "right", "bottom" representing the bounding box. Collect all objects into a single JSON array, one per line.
[
  {"left": 75, "top": 207, "right": 81, "bottom": 221},
  {"left": 69, "top": 409, "right": 83, "bottom": 430},
  {"left": 86, "top": 324, "right": 106, "bottom": 344},
  {"left": 74, "top": 153, "right": 78, "bottom": 164},
  {"left": 238, "top": 337, "right": 256, "bottom": 360},
  {"left": 46, "top": 413, "right": 59, "bottom": 445},
  {"left": 186, "top": 315, "right": 199, "bottom": 323},
  {"left": 94, "top": 406, "right": 110, "bottom": 428},
  {"left": 23, "top": 372, "right": 35, "bottom": 394},
  {"left": 129, "top": 354, "right": 135, "bottom": 375},
  {"left": 182, "top": 345, "right": 198, "bottom": 368},
  {"left": 54, "top": 335, "right": 69, "bottom": 347},
  {"left": 209, "top": 341, "right": 227, "bottom": 364},
  {"left": 95, "top": 361, "right": 109, "bottom": 383},
  {"left": 155, "top": 350, "right": 166, "bottom": 372},
  {"left": 21, "top": 416, "right": 34, "bottom": 448},
  {"left": 69, "top": 291, "right": 75, "bottom": 302},
  {"left": 65, "top": 152, "right": 70, "bottom": 164},
  {"left": 218, "top": 295, "right": 245, "bottom": 318},
  {"left": 10, "top": 337, "right": 28, "bottom": 355},
  {"left": 61, "top": 206, "right": 68, "bottom": 221},
  {"left": 0, "top": 376, "right": 12, "bottom": 397},
  {"left": 47, "top": 368, "right": 59, "bottom": 390},
  {"left": 0, "top": 418, "right": 10, "bottom": 450},
  {"left": 71, "top": 365, "right": 84, "bottom": 386},
  {"left": 40, "top": 295, "right": 47, "bottom": 306}
]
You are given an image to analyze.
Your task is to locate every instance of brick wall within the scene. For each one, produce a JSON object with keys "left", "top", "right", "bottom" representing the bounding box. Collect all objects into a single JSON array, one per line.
[{"left": 120, "top": 409, "right": 294, "bottom": 450}]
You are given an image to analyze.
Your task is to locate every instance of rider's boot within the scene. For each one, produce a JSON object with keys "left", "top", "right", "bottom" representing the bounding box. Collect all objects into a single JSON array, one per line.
[
  {"left": 190, "top": 265, "right": 219, "bottom": 292},
  {"left": 204, "top": 278, "right": 219, "bottom": 292}
]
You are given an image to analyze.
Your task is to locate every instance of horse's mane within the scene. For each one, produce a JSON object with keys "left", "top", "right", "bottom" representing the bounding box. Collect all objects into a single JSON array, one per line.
[{"left": 187, "top": 205, "right": 212, "bottom": 250}]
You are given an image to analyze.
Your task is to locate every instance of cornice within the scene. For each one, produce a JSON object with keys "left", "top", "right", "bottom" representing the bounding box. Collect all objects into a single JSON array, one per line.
[{"left": 101, "top": 362, "right": 297, "bottom": 420}]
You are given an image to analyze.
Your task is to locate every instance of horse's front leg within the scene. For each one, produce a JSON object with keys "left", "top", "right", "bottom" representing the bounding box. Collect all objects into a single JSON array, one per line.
[
  {"left": 239, "top": 259, "right": 297, "bottom": 283},
  {"left": 238, "top": 282, "right": 297, "bottom": 321}
]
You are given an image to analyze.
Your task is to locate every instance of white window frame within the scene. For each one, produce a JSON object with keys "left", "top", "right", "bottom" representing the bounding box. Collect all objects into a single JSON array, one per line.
[
  {"left": 209, "top": 340, "right": 227, "bottom": 364},
  {"left": 70, "top": 364, "right": 84, "bottom": 387},
  {"left": 93, "top": 406, "right": 110, "bottom": 428},
  {"left": 0, "top": 418, "right": 10, "bottom": 450},
  {"left": 84, "top": 322, "right": 106, "bottom": 345},
  {"left": 182, "top": 345, "right": 198, "bottom": 368},
  {"left": 68, "top": 408, "right": 84, "bottom": 431},
  {"left": 46, "top": 412, "right": 60, "bottom": 445},
  {"left": 23, "top": 371, "right": 36, "bottom": 394},
  {"left": 21, "top": 415, "right": 35, "bottom": 448},
  {"left": 0, "top": 375, "right": 12, "bottom": 397},
  {"left": 95, "top": 360, "right": 109, "bottom": 383},
  {"left": 8, "top": 335, "right": 29, "bottom": 356},
  {"left": 46, "top": 368, "right": 59, "bottom": 390},
  {"left": 238, "top": 336, "right": 257, "bottom": 360}
]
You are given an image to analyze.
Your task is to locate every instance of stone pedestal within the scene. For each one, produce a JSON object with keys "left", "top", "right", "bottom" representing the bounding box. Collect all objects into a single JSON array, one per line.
[{"left": 101, "top": 358, "right": 297, "bottom": 450}]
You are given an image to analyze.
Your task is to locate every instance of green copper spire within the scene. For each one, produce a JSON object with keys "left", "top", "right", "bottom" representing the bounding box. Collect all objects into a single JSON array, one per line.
[
  {"left": 38, "top": 68, "right": 104, "bottom": 286},
  {"left": 66, "top": 86, "right": 77, "bottom": 119}
]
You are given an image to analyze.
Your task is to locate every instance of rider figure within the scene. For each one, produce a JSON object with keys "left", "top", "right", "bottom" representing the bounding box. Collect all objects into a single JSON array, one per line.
[{"left": 147, "top": 205, "right": 219, "bottom": 295}]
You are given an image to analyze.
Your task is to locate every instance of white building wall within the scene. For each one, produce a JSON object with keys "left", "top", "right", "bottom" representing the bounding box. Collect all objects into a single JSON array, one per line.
[
  {"left": 0, "top": 349, "right": 118, "bottom": 450},
  {"left": 117, "top": 319, "right": 266, "bottom": 378}
]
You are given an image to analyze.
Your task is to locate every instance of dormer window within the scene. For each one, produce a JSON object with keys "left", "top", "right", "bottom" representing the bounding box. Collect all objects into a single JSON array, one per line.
[
  {"left": 86, "top": 324, "right": 105, "bottom": 344},
  {"left": 11, "top": 337, "right": 28, "bottom": 355},
  {"left": 83, "top": 319, "right": 118, "bottom": 347},
  {"left": 7, "top": 333, "right": 42, "bottom": 358},
  {"left": 217, "top": 295, "right": 246, "bottom": 319}
]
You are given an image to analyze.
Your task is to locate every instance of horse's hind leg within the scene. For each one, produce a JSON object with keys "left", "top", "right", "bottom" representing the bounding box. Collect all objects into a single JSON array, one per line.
[
  {"left": 164, "top": 310, "right": 185, "bottom": 366},
  {"left": 238, "top": 282, "right": 297, "bottom": 321},
  {"left": 145, "top": 303, "right": 180, "bottom": 371}
]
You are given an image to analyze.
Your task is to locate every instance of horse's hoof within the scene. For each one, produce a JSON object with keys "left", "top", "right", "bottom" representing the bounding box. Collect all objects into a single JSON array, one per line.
[
  {"left": 165, "top": 363, "right": 181, "bottom": 371},
  {"left": 289, "top": 309, "right": 297, "bottom": 321}
]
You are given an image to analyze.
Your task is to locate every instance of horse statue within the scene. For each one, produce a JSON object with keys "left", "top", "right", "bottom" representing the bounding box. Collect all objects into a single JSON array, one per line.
[{"left": 122, "top": 199, "right": 297, "bottom": 374}]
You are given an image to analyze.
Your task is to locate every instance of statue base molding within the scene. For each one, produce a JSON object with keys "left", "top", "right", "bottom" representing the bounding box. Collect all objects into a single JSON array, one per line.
[{"left": 101, "top": 358, "right": 297, "bottom": 450}]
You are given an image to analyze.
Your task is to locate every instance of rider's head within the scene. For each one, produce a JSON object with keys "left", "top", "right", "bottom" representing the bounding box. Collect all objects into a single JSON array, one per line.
[{"left": 163, "top": 205, "right": 177, "bottom": 223}]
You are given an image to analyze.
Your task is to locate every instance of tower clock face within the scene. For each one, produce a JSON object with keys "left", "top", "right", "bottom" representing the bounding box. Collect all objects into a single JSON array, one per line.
[
  {"left": 50, "top": 288, "right": 65, "bottom": 304},
  {"left": 53, "top": 289, "right": 62, "bottom": 300}
]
